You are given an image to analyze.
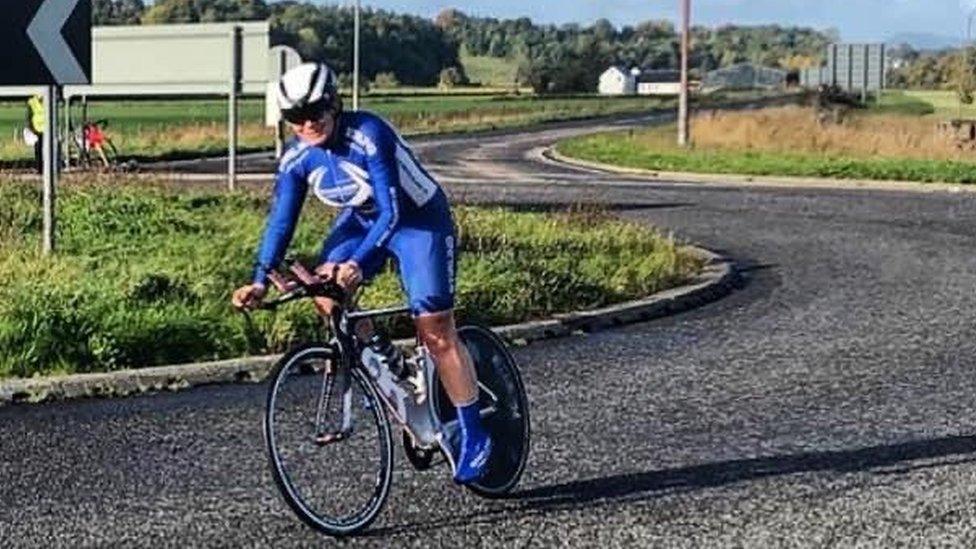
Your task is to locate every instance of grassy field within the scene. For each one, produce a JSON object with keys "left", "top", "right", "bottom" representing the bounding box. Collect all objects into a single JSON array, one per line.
[
  {"left": 896, "top": 90, "right": 976, "bottom": 118},
  {"left": 460, "top": 46, "right": 522, "bottom": 88},
  {"left": 0, "top": 179, "right": 700, "bottom": 378},
  {"left": 870, "top": 91, "right": 938, "bottom": 117},
  {"left": 559, "top": 95, "right": 976, "bottom": 184},
  {"left": 0, "top": 93, "right": 672, "bottom": 164}
]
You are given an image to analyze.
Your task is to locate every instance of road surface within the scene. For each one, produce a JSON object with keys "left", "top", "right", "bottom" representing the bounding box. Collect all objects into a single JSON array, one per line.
[{"left": 4, "top": 116, "right": 976, "bottom": 546}]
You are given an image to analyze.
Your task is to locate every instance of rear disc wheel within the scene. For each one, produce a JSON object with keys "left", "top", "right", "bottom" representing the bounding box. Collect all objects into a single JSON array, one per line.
[{"left": 433, "top": 326, "right": 530, "bottom": 497}]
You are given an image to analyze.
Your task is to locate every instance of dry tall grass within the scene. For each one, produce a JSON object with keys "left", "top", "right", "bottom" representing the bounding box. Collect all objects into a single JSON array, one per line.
[
  {"left": 126, "top": 122, "right": 273, "bottom": 155},
  {"left": 685, "top": 106, "right": 965, "bottom": 161}
]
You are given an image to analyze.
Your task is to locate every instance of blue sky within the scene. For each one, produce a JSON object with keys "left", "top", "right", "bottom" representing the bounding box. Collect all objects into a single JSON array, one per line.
[{"left": 352, "top": 1, "right": 976, "bottom": 43}]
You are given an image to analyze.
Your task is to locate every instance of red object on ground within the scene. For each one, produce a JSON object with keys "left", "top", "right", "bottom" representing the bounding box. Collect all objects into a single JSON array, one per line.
[{"left": 84, "top": 123, "right": 106, "bottom": 149}]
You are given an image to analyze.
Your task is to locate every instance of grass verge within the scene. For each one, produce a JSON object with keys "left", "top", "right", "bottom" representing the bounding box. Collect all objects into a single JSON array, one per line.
[
  {"left": 558, "top": 105, "right": 976, "bottom": 184},
  {"left": 0, "top": 178, "right": 701, "bottom": 379}
]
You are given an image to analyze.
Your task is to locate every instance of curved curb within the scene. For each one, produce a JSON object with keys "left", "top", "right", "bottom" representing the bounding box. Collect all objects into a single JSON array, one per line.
[
  {"left": 0, "top": 247, "right": 735, "bottom": 407},
  {"left": 543, "top": 147, "right": 976, "bottom": 195}
]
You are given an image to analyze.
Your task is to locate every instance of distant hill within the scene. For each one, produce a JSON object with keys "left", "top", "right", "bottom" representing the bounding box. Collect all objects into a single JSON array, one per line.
[{"left": 886, "top": 32, "right": 963, "bottom": 51}]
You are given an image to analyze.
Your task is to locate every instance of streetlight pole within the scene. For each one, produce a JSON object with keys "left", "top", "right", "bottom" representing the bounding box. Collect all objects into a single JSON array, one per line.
[
  {"left": 969, "top": 8, "right": 976, "bottom": 42},
  {"left": 963, "top": 6, "right": 976, "bottom": 118},
  {"left": 968, "top": 8, "right": 976, "bottom": 80},
  {"left": 678, "top": 0, "right": 691, "bottom": 147},
  {"left": 353, "top": 0, "right": 361, "bottom": 111}
]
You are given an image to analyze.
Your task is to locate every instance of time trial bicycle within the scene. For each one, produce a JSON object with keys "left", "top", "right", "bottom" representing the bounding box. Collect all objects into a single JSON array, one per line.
[{"left": 252, "top": 260, "right": 530, "bottom": 536}]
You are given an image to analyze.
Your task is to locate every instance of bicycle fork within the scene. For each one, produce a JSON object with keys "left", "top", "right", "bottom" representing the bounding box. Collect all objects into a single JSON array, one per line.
[{"left": 314, "top": 351, "right": 355, "bottom": 446}]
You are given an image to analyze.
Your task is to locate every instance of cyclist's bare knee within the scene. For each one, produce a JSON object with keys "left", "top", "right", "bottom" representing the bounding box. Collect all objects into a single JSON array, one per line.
[{"left": 415, "top": 311, "right": 459, "bottom": 355}]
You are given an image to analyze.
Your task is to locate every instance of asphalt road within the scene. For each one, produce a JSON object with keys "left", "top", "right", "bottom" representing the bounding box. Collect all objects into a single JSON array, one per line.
[{"left": 5, "top": 116, "right": 976, "bottom": 547}]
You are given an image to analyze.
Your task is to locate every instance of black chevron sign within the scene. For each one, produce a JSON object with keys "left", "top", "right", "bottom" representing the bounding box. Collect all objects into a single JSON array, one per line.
[{"left": 0, "top": 0, "right": 91, "bottom": 85}]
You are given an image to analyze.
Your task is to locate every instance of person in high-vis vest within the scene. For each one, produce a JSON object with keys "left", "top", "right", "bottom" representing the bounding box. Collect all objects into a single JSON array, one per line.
[{"left": 26, "top": 94, "right": 44, "bottom": 173}]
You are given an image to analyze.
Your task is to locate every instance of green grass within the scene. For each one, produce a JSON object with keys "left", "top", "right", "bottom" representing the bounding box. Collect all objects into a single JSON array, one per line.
[
  {"left": 870, "top": 91, "right": 937, "bottom": 116},
  {"left": 460, "top": 46, "right": 522, "bottom": 88},
  {"left": 875, "top": 90, "right": 976, "bottom": 118},
  {"left": 0, "top": 93, "right": 673, "bottom": 163},
  {"left": 0, "top": 179, "right": 700, "bottom": 378},
  {"left": 558, "top": 125, "right": 976, "bottom": 184},
  {"left": 902, "top": 90, "right": 976, "bottom": 118},
  {"left": 367, "top": 94, "right": 676, "bottom": 134},
  {"left": 0, "top": 90, "right": 774, "bottom": 164}
]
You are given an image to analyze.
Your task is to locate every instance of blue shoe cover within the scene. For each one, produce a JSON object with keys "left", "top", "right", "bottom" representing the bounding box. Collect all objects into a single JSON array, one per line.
[{"left": 454, "top": 432, "right": 492, "bottom": 484}]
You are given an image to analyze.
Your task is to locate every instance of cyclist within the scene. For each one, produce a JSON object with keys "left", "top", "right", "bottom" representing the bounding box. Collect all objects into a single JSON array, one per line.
[
  {"left": 231, "top": 62, "right": 491, "bottom": 484},
  {"left": 25, "top": 94, "right": 44, "bottom": 173},
  {"left": 83, "top": 120, "right": 111, "bottom": 168}
]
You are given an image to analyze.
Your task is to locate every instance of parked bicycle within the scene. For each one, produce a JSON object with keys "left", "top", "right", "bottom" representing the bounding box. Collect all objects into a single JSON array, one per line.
[
  {"left": 251, "top": 260, "right": 530, "bottom": 536},
  {"left": 69, "top": 118, "right": 134, "bottom": 172}
]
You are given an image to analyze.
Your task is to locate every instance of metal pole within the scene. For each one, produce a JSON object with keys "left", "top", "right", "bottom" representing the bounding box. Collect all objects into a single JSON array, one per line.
[
  {"left": 353, "top": 0, "right": 361, "bottom": 111},
  {"left": 861, "top": 44, "right": 869, "bottom": 104},
  {"left": 275, "top": 48, "right": 286, "bottom": 159},
  {"left": 678, "top": 0, "right": 690, "bottom": 147},
  {"left": 970, "top": 9, "right": 976, "bottom": 42},
  {"left": 966, "top": 8, "right": 976, "bottom": 118},
  {"left": 42, "top": 85, "right": 57, "bottom": 254},
  {"left": 228, "top": 25, "right": 241, "bottom": 191},
  {"left": 61, "top": 93, "right": 70, "bottom": 169}
]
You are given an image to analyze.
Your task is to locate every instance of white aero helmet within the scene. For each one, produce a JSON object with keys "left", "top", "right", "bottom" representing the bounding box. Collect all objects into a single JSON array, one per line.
[{"left": 277, "top": 62, "right": 340, "bottom": 123}]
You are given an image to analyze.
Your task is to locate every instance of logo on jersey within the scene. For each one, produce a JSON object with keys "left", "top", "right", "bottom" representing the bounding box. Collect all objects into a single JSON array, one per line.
[{"left": 311, "top": 160, "right": 373, "bottom": 208}]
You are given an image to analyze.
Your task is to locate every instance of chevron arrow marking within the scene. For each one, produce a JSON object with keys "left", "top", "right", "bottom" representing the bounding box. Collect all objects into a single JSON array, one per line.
[{"left": 26, "top": 0, "right": 87, "bottom": 84}]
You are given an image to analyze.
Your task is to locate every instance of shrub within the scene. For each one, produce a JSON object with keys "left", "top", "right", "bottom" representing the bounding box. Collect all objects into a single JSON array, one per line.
[
  {"left": 0, "top": 180, "right": 699, "bottom": 377},
  {"left": 372, "top": 71, "right": 400, "bottom": 89}
]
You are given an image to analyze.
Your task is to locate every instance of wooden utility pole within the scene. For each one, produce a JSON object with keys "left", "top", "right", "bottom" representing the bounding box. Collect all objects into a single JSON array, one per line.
[{"left": 678, "top": 0, "right": 691, "bottom": 147}]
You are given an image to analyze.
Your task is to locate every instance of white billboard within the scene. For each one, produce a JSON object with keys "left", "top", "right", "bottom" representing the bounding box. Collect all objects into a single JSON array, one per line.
[{"left": 0, "top": 21, "right": 271, "bottom": 98}]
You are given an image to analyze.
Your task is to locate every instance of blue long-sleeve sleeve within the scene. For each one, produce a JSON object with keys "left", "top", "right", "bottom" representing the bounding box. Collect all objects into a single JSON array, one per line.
[
  {"left": 349, "top": 124, "right": 400, "bottom": 266},
  {"left": 252, "top": 168, "right": 308, "bottom": 284}
]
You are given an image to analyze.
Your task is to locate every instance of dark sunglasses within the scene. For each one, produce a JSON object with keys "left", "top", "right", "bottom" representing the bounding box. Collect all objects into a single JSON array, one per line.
[{"left": 281, "top": 99, "right": 330, "bottom": 125}]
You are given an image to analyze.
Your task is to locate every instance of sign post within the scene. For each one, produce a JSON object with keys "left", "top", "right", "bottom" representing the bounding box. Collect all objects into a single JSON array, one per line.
[
  {"left": 228, "top": 25, "right": 242, "bottom": 191},
  {"left": 1, "top": 0, "right": 91, "bottom": 254},
  {"left": 678, "top": 0, "right": 691, "bottom": 147},
  {"left": 42, "top": 86, "right": 57, "bottom": 254}
]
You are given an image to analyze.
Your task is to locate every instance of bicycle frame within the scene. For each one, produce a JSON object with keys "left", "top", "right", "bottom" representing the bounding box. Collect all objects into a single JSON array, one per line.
[
  {"left": 262, "top": 262, "right": 500, "bottom": 467},
  {"left": 325, "top": 303, "right": 446, "bottom": 451}
]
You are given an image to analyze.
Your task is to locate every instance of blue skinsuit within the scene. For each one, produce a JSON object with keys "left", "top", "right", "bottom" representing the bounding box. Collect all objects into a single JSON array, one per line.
[{"left": 252, "top": 111, "right": 456, "bottom": 315}]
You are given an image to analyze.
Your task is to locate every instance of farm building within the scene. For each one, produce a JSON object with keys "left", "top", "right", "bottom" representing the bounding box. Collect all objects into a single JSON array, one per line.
[
  {"left": 598, "top": 66, "right": 637, "bottom": 95},
  {"left": 637, "top": 70, "right": 682, "bottom": 96},
  {"left": 704, "top": 63, "right": 786, "bottom": 90}
]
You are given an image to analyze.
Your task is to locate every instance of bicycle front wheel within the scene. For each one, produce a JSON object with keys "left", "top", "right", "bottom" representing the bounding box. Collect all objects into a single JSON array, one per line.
[{"left": 265, "top": 344, "right": 393, "bottom": 536}]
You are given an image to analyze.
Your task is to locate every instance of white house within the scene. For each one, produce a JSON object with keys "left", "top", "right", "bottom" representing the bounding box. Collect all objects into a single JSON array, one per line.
[{"left": 598, "top": 66, "right": 636, "bottom": 95}]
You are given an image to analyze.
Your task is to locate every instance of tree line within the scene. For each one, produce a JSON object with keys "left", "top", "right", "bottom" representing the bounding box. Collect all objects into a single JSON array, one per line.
[
  {"left": 438, "top": 9, "right": 832, "bottom": 92},
  {"left": 887, "top": 45, "right": 976, "bottom": 98},
  {"left": 91, "top": 0, "right": 834, "bottom": 92}
]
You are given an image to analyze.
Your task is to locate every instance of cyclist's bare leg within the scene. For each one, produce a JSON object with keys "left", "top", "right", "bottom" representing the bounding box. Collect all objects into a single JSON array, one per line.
[
  {"left": 416, "top": 310, "right": 490, "bottom": 483},
  {"left": 95, "top": 145, "right": 109, "bottom": 168},
  {"left": 414, "top": 310, "right": 477, "bottom": 405}
]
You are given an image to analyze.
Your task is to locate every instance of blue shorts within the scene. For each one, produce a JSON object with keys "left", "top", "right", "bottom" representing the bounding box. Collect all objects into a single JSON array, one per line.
[{"left": 320, "top": 220, "right": 457, "bottom": 316}]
